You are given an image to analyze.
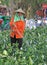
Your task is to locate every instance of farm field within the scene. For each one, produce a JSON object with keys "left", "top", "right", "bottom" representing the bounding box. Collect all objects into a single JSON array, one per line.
[{"left": 0, "top": 26, "right": 47, "bottom": 65}]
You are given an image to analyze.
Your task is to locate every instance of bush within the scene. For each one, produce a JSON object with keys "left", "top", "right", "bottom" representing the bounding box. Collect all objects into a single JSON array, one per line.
[{"left": 0, "top": 26, "right": 47, "bottom": 65}]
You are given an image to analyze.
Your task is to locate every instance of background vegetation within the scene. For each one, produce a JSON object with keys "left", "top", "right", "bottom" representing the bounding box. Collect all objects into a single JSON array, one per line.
[{"left": 0, "top": 0, "right": 47, "bottom": 18}]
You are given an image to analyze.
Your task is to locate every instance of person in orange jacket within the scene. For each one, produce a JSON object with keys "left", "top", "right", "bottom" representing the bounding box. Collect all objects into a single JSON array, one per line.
[{"left": 9, "top": 8, "right": 25, "bottom": 49}]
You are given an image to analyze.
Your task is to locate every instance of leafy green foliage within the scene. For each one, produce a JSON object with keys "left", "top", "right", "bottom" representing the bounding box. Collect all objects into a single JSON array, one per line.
[
  {"left": 0, "top": 26, "right": 47, "bottom": 65},
  {"left": 0, "top": 0, "right": 9, "bottom": 6}
]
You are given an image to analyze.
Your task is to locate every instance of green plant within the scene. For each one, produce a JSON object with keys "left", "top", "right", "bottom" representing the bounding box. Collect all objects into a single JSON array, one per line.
[{"left": 0, "top": 26, "right": 47, "bottom": 65}]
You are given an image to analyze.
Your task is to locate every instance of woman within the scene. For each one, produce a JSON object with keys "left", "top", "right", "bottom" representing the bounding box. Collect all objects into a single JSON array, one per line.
[{"left": 9, "top": 8, "right": 25, "bottom": 49}]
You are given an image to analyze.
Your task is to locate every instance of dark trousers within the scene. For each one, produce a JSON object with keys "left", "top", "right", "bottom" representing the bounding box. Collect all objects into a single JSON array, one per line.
[{"left": 10, "top": 36, "right": 23, "bottom": 49}]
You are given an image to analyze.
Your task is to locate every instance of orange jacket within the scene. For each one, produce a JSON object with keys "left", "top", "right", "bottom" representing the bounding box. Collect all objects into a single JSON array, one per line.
[{"left": 9, "top": 17, "right": 25, "bottom": 38}]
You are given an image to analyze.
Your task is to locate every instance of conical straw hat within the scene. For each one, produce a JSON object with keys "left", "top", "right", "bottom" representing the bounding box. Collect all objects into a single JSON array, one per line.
[{"left": 15, "top": 8, "right": 25, "bottom": 14}]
